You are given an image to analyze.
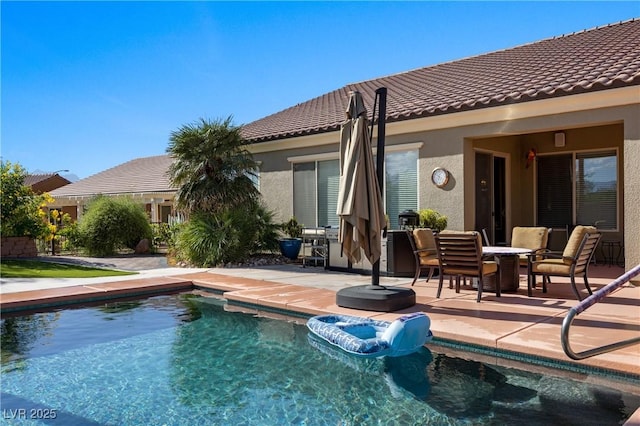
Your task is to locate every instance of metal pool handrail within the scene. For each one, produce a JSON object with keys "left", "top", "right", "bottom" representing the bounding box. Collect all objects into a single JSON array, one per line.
[{"left": 561, "top": 263, "right": 640, "bottom": 360}]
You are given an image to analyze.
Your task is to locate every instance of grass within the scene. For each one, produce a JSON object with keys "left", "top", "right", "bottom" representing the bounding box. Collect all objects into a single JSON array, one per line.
[{"left": 0, "top": 259, "right": 137, "bottom": 278}]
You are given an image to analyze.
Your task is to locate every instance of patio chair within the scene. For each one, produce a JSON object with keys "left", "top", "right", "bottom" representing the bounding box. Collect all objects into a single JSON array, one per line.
[
  {"left": 510, "top": 226, "right": 550, "bottom": 267},
  {"left": 408, "top": 228, "right": 439, "bottom": 286},
  {"left": 528, "top": 225, "right": 601, "bottom": 300},
  {"left": 434, "top": 231, "right": 498, "bottom": 302}
]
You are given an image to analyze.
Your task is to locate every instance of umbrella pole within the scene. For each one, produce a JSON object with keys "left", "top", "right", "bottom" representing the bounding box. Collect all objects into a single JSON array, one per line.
[{"left": 371, "top": 87, "right": 387, "bottom": 287}]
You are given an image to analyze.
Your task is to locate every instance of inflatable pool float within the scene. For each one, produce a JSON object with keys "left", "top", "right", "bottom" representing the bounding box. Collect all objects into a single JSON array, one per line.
[{"left": 307, "top": 312, "right": 432, "bottom": 358}]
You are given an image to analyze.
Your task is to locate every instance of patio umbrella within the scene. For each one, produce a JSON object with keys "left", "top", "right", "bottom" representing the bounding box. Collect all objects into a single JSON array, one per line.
[
  {"left": 335, "top": 88, "right": 415, "bottom": 312},
  {"left": 336, "top": 90, "right": 385, "bottom": 265}
]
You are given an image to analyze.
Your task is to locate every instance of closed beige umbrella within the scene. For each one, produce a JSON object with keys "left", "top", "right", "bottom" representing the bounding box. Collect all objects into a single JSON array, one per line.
[
  {"left": 337, "top": 91, "right": 385, "bottom": 265},
  {"left": 336, "top": 88, "right": 416, "bottom": 311}
]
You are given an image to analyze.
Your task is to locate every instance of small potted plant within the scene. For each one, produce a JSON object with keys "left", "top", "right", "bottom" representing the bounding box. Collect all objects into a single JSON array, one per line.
[
  {"left": 418, "top": 209, "right": 448, "bottom": 233},
  {"left": 279, "top": 217, "right": 304, "bottom": 260}
]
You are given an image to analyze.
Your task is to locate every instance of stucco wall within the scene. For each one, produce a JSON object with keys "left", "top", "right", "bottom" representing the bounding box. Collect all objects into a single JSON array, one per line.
[
  {"left": 259, "top": 169, "right": 293, "bottom": 222},
  {"left": 622, "top": 106, "right": 640, "bottom": 276},
  {"left": 416, "top": 128, "right": 466, "bottom": 230}
]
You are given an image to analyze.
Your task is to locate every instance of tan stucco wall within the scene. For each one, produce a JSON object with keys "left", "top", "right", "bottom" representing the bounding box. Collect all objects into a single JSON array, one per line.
[
  {"left": 416, "top": 128, "right": 466, "bottom": 230},
  {"left": 259, "top": 169, "right": 293, "bottom": 221},
  {"left": 622, "top": 106, "right": 640, "bottom": 276}
]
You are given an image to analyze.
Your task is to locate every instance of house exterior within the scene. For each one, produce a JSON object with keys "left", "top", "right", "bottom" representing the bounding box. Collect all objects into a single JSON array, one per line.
[
  {"left": 45, "top": 20, "right": 639, "bottom": 269},
  {"left": 48, "top": 155, "right": 177, "bottom": 223},
  {"left": 241, "top": 19, "right": 640, "bottom": 270}
]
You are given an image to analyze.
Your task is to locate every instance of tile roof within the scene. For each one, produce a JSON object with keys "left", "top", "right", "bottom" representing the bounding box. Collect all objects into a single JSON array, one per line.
[
  {"left": 25, "top": 174, "right": 72, "bottom": 194},
  {"left": 24, "top": 174, "right": 58, "bottom": 186},
  {"left": 241, "top": 19, "right": 640, "bottom": 143},
  {"left": 50, "top": 155, "right": 175, "bottom": 199}
]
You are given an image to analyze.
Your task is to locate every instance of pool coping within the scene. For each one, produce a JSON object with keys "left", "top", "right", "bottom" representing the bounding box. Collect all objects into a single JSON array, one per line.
[{"left": 0, "top": 277, "right": 193, "bottom": 313}]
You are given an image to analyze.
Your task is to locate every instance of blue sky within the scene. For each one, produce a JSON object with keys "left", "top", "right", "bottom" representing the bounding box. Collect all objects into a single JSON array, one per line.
[{"left": 2, "top": 2, "right": 638, "bottom": 180}]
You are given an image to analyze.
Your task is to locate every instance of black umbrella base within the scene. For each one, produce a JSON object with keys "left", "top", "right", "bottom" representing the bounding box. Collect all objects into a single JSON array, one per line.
[{"left": 336, "top": 285, "right": 416, "bottom": 312}]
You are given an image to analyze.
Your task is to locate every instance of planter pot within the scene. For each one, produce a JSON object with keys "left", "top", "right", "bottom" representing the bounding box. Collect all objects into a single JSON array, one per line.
[{"left": 279, "top": 238, "right": 302, "bottom": 260}]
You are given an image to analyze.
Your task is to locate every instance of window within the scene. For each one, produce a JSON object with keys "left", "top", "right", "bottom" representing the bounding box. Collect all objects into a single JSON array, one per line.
[
  {"left": 385, "top": 150, "right": 418, "bottom": 229},
  {"left": 576, "top": 152, "right": 617, "bottom": 230},
  {"left": 293, "top": 162, "right": 317, "bottom": 228},
  {"left": 537, "top": 154, "right": 572, "bottom": 228},
  {"left": 537, "top": 151, "right": 617, "bottom": 230},
  {"left": 248, "top": 166, "right": 260, "bottom": 191},
  {"left": 292, "top": 150, "right": 418, "bottom": 229},
  {"left": 317, "top": 160, "right": 340, "bottom": 228}
]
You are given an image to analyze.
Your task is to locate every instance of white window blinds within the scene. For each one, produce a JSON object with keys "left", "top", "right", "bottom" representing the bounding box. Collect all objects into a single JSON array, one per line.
[
  {"left": 293, "top": 162, "right": 316, "bottom": 228},
  {"left": 385, "top": 150, "right": 418, "bottom": 229},
  {"left": 318, "top": 159, "right": 340, "bottom": 227}
]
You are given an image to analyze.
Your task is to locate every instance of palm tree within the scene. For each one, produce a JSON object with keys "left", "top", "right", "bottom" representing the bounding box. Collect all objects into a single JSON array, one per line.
[{"left": 167, "top": 117, "right": 259, "bottom": 215}]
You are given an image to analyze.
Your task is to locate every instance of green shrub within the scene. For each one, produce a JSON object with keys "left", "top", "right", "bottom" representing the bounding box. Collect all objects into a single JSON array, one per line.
[
  {"left": 175, "top": 203, "right": 279, "bottom": 267},
  {"left": 59, "top": 220, "right": 82, "bottom": 253},
  {"left": 280, "top": 217, "right": 303, "bottom": 238},
  {"left": 418, "top": 209, "right": 448, "bottom": 232},
  {"left": 175, "top": 213, "right": 228, "bottom": 267},
  {"left": 151, "top": 223, "right": 170, "bottom": 247},
  {"left": 78, "top": 196, "right": 153, "bottom": 256},
  {"left": 250, "top": 203, "right": 280, "bottom": 253}
]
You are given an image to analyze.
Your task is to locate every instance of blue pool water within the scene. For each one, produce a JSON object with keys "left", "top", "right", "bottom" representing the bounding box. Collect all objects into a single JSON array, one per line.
[{"left": 1, "top": 294, "right": 638, "bottom": 425}]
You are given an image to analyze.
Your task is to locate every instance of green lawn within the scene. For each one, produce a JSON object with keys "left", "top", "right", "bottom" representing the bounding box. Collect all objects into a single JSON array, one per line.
[{"left": 0, "top": 259, "right": 137, "bottom": 278}]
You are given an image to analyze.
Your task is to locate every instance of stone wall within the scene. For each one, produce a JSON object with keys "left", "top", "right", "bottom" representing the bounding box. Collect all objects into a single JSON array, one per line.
[{"left": 1, "top": 237, "right": 38, "bottom": 258}]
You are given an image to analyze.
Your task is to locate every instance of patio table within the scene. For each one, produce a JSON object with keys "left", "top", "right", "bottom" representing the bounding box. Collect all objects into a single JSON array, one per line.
[{"left": 482, "top": 246, "right": 532, "bottom": 292}]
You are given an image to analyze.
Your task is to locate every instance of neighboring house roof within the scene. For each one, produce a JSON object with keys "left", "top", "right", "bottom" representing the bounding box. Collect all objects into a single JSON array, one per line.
[
  {"left": 241, "top": 19, "right": 640, "bottom": 143},
  {"left": 49, "top": 155, "right": 175, "bottom": 199},
  {"left": 25, "top": 174, "right": 71, "bottom": 194}
]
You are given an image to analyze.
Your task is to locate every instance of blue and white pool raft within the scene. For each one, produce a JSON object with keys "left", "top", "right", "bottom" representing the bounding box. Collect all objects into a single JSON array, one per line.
[{"left": 307, "top": 312, "right": 432, "bottom": 358}]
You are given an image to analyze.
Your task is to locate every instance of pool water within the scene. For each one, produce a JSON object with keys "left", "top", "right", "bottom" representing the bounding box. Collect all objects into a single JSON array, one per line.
[{"left": 1, "top": 294, "right": 638, "bottom": 425}]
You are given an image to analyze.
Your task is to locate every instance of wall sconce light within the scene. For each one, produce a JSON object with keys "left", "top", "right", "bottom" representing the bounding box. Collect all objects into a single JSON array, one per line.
[{"left": 554, "top": 131, "right": 566, "bottom": 147}]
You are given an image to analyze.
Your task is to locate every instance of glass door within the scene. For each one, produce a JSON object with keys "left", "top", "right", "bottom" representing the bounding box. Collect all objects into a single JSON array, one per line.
[{"left": 475, "top": 152, "right": 506, "bottom": 245}]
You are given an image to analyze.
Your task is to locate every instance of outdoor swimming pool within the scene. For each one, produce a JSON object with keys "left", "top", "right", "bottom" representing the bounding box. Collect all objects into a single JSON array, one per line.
[{"left": 1, "top": 293, "right": 638, "bottom": 425}]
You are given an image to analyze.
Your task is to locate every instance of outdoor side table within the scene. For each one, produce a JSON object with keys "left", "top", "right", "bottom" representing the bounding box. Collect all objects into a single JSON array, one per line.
[
  {"left": 601, "top": 240, "right": 623, "bottom": 267},
  {"left": 482, "top": 246, "right": 532, "bottom": 293}
]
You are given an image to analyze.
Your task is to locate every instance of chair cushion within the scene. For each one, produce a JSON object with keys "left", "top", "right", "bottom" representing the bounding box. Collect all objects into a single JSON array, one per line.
[
  {"left": 482, "top": 260, "right": 498, "bottom": 275},
  {"left": 562, "top": 226, "right": 596, "bottom": 264},
  {"left": 532, "top": 259, "right": 570, "bottom": 275},
  {"left": 511, "top": 227, "right": 548, "bottom": 250},
  {"left": 445, "top": 261, "right": 497, "bottom": 276},
  {"left": 419, "top": 255, "right": 439, "bottom": 266},
  {"left": 413, "top": 228, "right": 436, "bottom": 251}
]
